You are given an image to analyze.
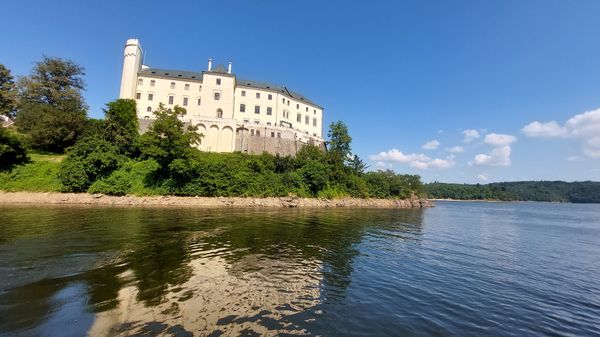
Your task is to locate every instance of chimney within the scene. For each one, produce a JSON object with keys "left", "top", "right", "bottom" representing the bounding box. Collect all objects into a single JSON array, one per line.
[
  {"left": 207, "top": 58, "right": 212, "bottom": 71},
  {"left": 227, "top": 61, "right": 232, "bottom": 74}
]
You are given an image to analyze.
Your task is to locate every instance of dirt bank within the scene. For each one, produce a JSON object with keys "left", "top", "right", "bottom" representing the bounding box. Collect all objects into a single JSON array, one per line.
[{"left": 0, "top": 191, "right": 433, "bottom": 208}]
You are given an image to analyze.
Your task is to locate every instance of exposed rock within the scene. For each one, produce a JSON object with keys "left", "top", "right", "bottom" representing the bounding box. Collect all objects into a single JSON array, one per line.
[{"left": 0, "top": 191, "right": 433, "bottom": 209}]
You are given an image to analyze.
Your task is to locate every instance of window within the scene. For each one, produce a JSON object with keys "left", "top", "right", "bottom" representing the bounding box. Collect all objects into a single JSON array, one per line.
[
  {"left": 282, "top": 98, "right": 285, "bottom": 103},
  {"left": 144, "top": 116, "right": 150, "bottom": 119},
  {"left": 313, "top": 118, "right": 317, "bottom": 126},
  {"left": 150, "top": 80, "right": 155, "bottom": 87},
  {"left": 243, "top": 119, "right": 250, "bottom": 123},
  {"left": 256, "top": 130, "right": 260, "bottom": 136},
  {"left": 168, "top": 95, "right": 174, "bottom": 105},
  {"left": 267, "top": 122, "right": 272, "bottom": 126},
  {"left": 283, "top": 110, "right": 289, "bottom": 119},
  {"left": 266, "top": 107, "right": 272, "bottom": 115},
  {"left": 138, "top": 78, "right": 143, "bottom": 86},
  {"left": 217, "top": 109, "right": 223, "bottom": 118},
  {"left": 146, "top": 106, "right": 152, "bottom": 112},
  {"left": 277, "top": 132, "right": 281, "bottom": 138},
  {"left": 197, "top": 98, "right": 201, "bottom": 106},
  {"left": 256, "top": 92, "right": 260, "bottom": 99},
  {"left": 240, "top": 104, "right": 246, "bottom": 112},
  {"left": 214, "top": 92, "right": 221, "bottom": 100},
  {"left": 268, "top": 94, "right": 272, "bottom": 100},
  {"left": 254, "top": 105, "right": 260, "bottom": 114},
  {"left": 296, "top": 104, "right": 300, "bottom": 109},
  {"left": 183, "top": 97, "right": 188, "bottom": 106},
  {"left": 271, "top": 132, "right": 275, "bottom": 137},
  {"left": 241, "top": 90, "right": 246, "bottom": 97},
  {"left": 305, "top": 115, "right": 309, "bottom": 124},
  {"left": 306, "top": 107, "right": 308, "bottom": 112},
  {"left": 287, "top": 100, "right": 290, "bottom": 106},
  {"left": 148, "top": 93, "right": 153, "bottom": 101},
  {"left": 251, "top": 129, "right": 255, "bottom": 136},
  {"left": 216, "top": 78, "right": 221, "bottom": 85},
  {"left": 314, "top": 109, "right": 316, "bottom": 114},
  {"left": 136, "top": 92, "right": 141, "bottom": 100},
  {"left": 254, "top": 120, "right": 260, "bottom": 124},
  {"left": 170, "top": 82, "right": 175, "bottom": 89},
  {"left": 297, "top": 113, "right": 301, "bottom": 122},
  {"left": 184, "top": 84, "right": 190, "bottom": 91},
  {"left": 199, "top": 85, "right": 202, "bottom": 91}
]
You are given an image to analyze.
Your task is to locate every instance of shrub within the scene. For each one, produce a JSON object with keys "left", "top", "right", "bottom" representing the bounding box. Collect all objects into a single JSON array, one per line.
[
  {"left": 0, "top": 127, "right": 28, "bottom": 171},
  {"left": 0, "top": 153, "right": 62, "bottom": 191},
  {"left": 59, "top": 137, "right": 125, "bottom": 192},
  {"left": 88, "top": 159, "right": 161, "bottom": 196}
]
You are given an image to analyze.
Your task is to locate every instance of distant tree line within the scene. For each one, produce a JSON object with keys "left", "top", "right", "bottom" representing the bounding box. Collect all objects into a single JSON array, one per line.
[
  {"left": 426, "top": 181, "right": 600, "bottom": 203},
  {"left": 0, "top": 58, "right": 425, "bottom": 199}
]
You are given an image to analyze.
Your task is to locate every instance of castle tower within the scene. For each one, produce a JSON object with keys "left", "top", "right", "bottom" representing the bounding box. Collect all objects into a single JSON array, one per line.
[{"left": 119, "top": 39, "right": 143, "bottom": 99}]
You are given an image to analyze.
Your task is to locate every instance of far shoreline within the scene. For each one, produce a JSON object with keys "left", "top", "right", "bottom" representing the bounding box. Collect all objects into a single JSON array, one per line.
[{"left": 0, "top": 191, "right": 433, "bottom": 209}]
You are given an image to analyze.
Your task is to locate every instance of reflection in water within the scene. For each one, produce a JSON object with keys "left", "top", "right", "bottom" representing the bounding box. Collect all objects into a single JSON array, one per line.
[
  {"left": 2, "top": 203, "right": 598, "bottom": 336},
  {"left": 0, "top": 207, "right": 424, "bottom": 336}
]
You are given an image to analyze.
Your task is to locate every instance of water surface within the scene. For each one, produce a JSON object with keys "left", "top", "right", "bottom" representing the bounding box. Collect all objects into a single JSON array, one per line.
[{"left": 0, "top": 202, "right": 599, "bottom": 336}]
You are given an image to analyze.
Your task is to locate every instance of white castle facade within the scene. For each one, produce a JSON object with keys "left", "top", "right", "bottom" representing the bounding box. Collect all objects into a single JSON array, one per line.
[{"left": 119, "top": 39, "right": 324, "bottom": 155}]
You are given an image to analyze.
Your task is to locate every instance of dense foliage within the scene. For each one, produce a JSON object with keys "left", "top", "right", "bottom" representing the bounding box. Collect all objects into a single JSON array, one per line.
[
  {"left": 0, "top": 64, "right": 18, "bottom": 118},
  {"left": 0, "top": 127, "right": 28, "bottom": 171},
  {"left": 426, "top": 181, "right": 600, "bottom": 203},
  {"left": 15, "top": 57, "right": 88, "bottom": 152}
]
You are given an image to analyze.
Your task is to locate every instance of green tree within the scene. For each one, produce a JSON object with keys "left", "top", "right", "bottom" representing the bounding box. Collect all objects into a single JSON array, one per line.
[
  {"left": 348, "top": 154, "right": 368, "bottom": 176},
  {"left": 0, "top": 127, "right": 27, "bottom": 171},
  {"left": 59, "top": 137, "right": 125, "bottom": 192},
  {"left": 137, "top": 104, "right": 202, "bottom": 177},
  {"left": 0, "top": 64, "right": 18, "bottom": 118},
  {"left": 327, "top": 121, "right": 352, "bottom": 163},
  {"left": 104, "top": 99, "right": 139, "bottom": 155},
  {"left": 16, "top": 56, "right": 87, "bottom": 152}
]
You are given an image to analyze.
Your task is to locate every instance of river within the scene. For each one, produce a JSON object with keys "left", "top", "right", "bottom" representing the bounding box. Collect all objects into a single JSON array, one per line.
[{"left": 0, "top": 201, "right": 599, "bottom": 336}]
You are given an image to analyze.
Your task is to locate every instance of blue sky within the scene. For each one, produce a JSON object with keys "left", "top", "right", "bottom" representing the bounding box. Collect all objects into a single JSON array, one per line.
[{"left": 2, "top": 0, "right": 600, "bottom": 183}]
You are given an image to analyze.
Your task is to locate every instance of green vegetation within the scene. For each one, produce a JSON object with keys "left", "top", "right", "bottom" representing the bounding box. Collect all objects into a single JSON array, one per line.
[
  {"left": 426, "top": 181, "right": 600, "bottom": 203},
  {"left": 0, "top": 64, "right": 18, "bottom": 118},
  {"left": 0, "top": 153, "right": 62, "bottom": 192},
  {"left": 14, "top": 57, "right": 88, "bottom": 152},
  {"left": 0, "top": 127, "right": 27, "bottom": 171}
]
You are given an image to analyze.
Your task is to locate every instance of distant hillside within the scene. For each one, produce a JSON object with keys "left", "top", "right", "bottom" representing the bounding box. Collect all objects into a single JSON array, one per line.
[{"left": 425, "top": 181, "right": 600, "bottom": 203}]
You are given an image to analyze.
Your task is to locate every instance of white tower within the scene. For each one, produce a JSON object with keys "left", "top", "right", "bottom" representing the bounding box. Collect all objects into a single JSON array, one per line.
[{"left": 119, "top": 39, "right": 143, "bottom": 99}]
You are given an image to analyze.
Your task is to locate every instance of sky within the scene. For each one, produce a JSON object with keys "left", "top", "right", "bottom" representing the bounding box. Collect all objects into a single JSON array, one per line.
[{"left": 2, "top": 0, "right": 600, "bottom": 183}]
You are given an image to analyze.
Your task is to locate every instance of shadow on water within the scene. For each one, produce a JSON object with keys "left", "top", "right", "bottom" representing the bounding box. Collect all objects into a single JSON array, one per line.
[{"left": 0, "top": 206, "right": 425, "bottom": 336}]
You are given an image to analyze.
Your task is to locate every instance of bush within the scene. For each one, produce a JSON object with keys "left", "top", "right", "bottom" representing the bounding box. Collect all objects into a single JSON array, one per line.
[
  {"left": 89, "top": 159, "right": 161, "bottom": 196},
  {"left": 0, "top": 127, "right": 27, "bottom": 171},
  {"left": 59, "top": 137, "right": 125, "bottom": 192}
]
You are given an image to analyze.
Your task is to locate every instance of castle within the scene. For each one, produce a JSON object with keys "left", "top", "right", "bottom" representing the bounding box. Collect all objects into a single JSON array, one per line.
[{"left": 119, "top": 39, "right": 324, "bottom": 155}]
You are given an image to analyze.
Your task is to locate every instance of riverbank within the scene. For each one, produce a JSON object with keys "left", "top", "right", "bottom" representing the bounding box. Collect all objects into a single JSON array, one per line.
[{"left": 0, "top": 191, "right": 433, "bottom": 208}]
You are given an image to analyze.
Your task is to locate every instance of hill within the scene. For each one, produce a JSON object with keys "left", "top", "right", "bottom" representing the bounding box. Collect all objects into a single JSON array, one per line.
[{"left": 425, "top": 181, "right": 600, "bottom": 203}]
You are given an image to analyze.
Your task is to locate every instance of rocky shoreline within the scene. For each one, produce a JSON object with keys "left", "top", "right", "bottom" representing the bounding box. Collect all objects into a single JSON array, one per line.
[{"left": 0, "top": 191, "right": 433, "bottom": 208}]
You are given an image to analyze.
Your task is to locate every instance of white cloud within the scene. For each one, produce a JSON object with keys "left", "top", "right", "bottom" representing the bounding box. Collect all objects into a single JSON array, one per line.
[
  {"left": 567, "top": 156, "right": 583, "bottom": 162},
  {"left": 374, "top": 161, "right": 390, "bottom": 169},
  {"left": 522, "top": 121, "right": 568, "bottom": 138},
  {"left": 477, "top": 173, "right": 489, "bottom": 181},
  {"left": 470, "top": 133, "right": 517, "bottom": 167},
  {"left": 470, "top": 145, "right": 512, "bottom": 167},
  {"left": 370, "top": 149, "right": 455, "bottom": 170},
  {"left": 463, "top": 129, "right": 480, "bottom": 142},
  {"left": 447, "top": 146, "right": 465, "bottom": 153},
  {"left": 584, "top": 137, "right": 600, "bottom": 158},
  {"left": 422, "top": 139, "right": 440, "bottom": 150},
  {"left": 522, "top": 108, "right": 600, "bottom": 158},
  {"left": 484, "top": 133, "right": 517, "bottom": 146}
]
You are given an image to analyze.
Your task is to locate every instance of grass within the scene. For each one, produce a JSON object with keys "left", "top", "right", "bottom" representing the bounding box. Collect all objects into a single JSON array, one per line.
[{"left": 0, "top": 153, "right": 63, "bottom": 192}]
